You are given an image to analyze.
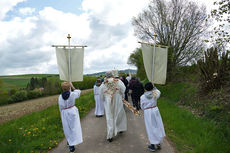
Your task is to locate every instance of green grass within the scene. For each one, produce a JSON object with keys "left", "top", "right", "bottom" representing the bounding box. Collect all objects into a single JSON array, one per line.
[
  {"left": 157, "top": 83, "right": 230, "bottom": 153},
  {"left": 0, "top": 74, "right": 59, "bottom": 91},
  {"left": 0, "top": 78, "right": 30, "bottom": 90},
  {"left": 0, "top": 91, "right": 95, "bottom": 153}
]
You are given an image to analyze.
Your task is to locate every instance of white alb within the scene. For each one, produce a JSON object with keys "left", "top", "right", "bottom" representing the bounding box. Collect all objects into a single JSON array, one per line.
[
  {"left": 140, "top": 89, "right": 166, "bottom": 144},
  {"left": 58, "top": 89, "right": 83, "bottom": 146}
]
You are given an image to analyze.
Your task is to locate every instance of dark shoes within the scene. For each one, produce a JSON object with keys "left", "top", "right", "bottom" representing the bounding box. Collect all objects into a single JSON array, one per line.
[
  {"left": 96, "top": 115, "right": 103, "bottom": 117},
  {"left": 148, "top": 144, "right": 161, "bottom": 152},
  {"left": 107, "top": 138, "right": 113, "bottom": 142},
  {"left": 69, "top": 146, "right": 75, "bottom": 152},
  {"left": 148, "top": 144, "right": 156, "bottom": 152},
  {"left": 157, "top": 144, "right": 161, "bottom": 149}
]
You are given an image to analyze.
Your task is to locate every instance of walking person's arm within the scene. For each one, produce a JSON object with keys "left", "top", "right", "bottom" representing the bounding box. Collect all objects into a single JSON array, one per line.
[{"left": 70, "top": 82, "right": 81, "bottom": 99}]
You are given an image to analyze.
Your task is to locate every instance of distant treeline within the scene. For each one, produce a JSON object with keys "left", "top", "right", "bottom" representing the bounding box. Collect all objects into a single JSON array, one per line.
[{"left": 0, "top": 76, "right": 97, "bottom": 106}]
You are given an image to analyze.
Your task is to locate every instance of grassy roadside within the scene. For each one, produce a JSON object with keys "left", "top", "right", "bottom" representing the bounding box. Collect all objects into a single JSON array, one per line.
[
  {"left": 0, "top": 91, "right": 95, "bottom": 153},
  {"left": 157, "top": 83, "right": 230, "bottom": 153}
]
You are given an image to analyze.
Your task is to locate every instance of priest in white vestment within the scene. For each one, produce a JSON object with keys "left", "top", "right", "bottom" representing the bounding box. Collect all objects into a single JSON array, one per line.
[
  {"left": 94, "top": 79, "right": 104, "bottom": 117},
  {"left": 58, "top": 82, "right": 83, "bottom": 152},
  {"left": 140, "top": 82, "right": 165, "bottom": 152},
  {"left": 99, "top": 71, "right": 127, "bottom": 142}
]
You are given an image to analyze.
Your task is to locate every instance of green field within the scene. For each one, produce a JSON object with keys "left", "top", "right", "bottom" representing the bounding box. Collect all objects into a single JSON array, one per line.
[
  {"left": 0, "top": 77, "right": 30, "bottom": 90},
  {"left": 0, "top": 74, "right": 59, "bottom": 91}
]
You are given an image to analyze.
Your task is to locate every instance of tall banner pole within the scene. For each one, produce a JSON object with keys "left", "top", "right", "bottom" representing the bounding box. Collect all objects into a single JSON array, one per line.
[
  {"left": 152, "top": 33, "right": 157, "bottom": 83},
  {"left": 67, "top": 34, "right": 71, "bottom": 82}
]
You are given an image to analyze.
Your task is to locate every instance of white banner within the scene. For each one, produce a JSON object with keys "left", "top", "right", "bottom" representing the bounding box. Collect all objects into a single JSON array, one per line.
[
  {"left": 55, "top": 48, "right": 84, "bottom": 82},
  {"left": 141, "top": 43, "right": 168, "bottom": 84}
]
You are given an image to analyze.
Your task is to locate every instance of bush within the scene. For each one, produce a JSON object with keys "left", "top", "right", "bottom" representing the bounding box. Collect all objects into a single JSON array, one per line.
[
  {"left": 73, "top": 76, "right": 97, "bottom": 90},
  {"left": 8, "top": 90, "right": 28, "bottom": 104},
  {"left": 8, "top": 88, "right": 17, "bottom": 96},
  {"left": 27, "top": 89, "right": 42, "bottom": 99},
  {"left": 0, "top": 91, "right": 9, "bottom": 105},
  {"left": 198, "top": 47, "right": 230, "bottom": 94}
]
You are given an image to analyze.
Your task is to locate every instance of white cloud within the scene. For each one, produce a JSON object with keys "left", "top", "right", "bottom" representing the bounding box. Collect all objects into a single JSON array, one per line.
[
  {"left": 0, "top": 0, "right": 26, "bottom": 19},
  {"left": 19, "top": 7, "right": 35, "bottom": 16},
  {"left": 82, "top": 0, "right": 149, "bottom": 26}
]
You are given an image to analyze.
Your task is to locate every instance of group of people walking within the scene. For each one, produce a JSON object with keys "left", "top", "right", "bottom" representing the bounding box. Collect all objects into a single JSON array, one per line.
[{"left": 58, "top": 71, "right": 165, "bottom": 152}]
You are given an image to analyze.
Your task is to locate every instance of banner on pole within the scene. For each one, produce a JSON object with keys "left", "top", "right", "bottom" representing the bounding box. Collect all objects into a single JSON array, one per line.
[
  {"left": 55, "top": 48, "right": 84, "bottom": 82},
  {"left": 141, "top": 43, "right": 168, "bottom": 84}
]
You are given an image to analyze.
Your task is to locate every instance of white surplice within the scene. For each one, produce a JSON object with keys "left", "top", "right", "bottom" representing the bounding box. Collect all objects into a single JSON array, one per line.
[
  {"left": 94, "top": 85, "right": 105, "bottom": 116},
  {"left": 58, "top": 90, "right": 83, "bottom": 146},
  {"left": 99, "top": 78, "right": 127, "bottom": 139},
  {"left": 140, "top": 89, "right": 166, "bottom": 144}
]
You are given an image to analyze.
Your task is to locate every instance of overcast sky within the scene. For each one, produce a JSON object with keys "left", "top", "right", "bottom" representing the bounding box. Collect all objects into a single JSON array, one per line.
[{"left": 0, "top": 0, "right": 213, "bottom": 75}]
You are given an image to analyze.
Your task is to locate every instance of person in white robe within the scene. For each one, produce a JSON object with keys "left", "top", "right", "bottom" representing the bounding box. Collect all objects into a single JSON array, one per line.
[
  {"left": 58, "top": 82, "right": 83, "bottom": 152},
  {"left": 140, "top": 82, "right": 166, "bottom": 152},
  {"left": 126, "top": 74, "right": 131, "bottom": 82},
  {"left": 100, "top": 71, "right": 127, "bottom": 142},
  {"left": 94, "top": 79, "right": 104, "bottom": 117}
]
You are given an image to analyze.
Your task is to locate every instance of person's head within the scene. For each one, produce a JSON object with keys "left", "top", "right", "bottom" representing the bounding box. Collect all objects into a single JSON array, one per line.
[
  {"left": 61, "top": 82, "right": 71, "bottom": 92},
  {"left": 145, "top": 82, "right": 154, "bottom": 91},
  {"left": 106, "top": 71, "right": 113, "bottom": 78},
  {"left": 96, "top": 79, "right": 101, "bottom": 86},
  {"left": 131, "top": 76, "right": 136, "bottom": 80},
  {"left": 127, "top": 74, "right": 129, "bottom": 76}
]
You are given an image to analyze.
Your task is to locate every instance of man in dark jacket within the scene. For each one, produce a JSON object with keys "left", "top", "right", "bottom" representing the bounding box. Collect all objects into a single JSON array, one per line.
[{"left": 129, "top": 77, "right": 144, "bottom": 110}]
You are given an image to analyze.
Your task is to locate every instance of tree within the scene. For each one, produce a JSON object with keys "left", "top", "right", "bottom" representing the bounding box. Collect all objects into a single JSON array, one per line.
[
  {"left": 210, "top": 0, "right": 230, "bottom": 45},
  {"left": 128, "top": 48, "right": 147, "bottom": 80},
  {"left": 132, "top": 0, "right": 209, "bottom": 72}
]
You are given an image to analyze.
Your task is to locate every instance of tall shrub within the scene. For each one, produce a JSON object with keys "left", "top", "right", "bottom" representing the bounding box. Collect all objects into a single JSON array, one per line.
[{"left": 198, "top": 47, "right": 230, "bottom": 94}]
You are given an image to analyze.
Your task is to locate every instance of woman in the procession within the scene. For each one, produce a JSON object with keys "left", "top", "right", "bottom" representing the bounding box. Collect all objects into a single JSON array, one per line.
[
  {"left": 58, "top": 82, "right": 83, "bottom": 152},
  {"left": 140, "top": 82, "right": 166, "bottom": 152},
  {"left": 99, "top": 71, "right": 127, "bottom": 142},
  {"left": 94, "top": 79, "right": 104, "bottom": 117}
]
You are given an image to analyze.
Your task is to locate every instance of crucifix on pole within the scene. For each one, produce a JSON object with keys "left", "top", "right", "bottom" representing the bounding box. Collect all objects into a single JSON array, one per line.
[
  {"left": 151, "top": 33, "right": 157, "bottom": 83},
  {"left": 67, "top": 34, "right": 71, "bottom": 82}
]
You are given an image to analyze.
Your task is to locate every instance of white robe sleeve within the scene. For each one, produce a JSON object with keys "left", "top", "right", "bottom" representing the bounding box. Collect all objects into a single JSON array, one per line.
[
  {"left": 94, "top": 85, "right": 96, "bottom": 94},
  {"left": 153, "top": 89, "right": 161, "bottom": 100},
  {"left": 58, "top": 96, "right": 64, "bottom": 112},
  {"left": 140, "top": 95, "right": 145, "bottom": 110},
  {"left": 72, "top": 89, "right": 81, "bottom": 99},
  {"left": 118, "top": 80, "right": 126, "bottom": 98},
  {"left": 99, "top": 84, "right": 105, "bottom": 102}
]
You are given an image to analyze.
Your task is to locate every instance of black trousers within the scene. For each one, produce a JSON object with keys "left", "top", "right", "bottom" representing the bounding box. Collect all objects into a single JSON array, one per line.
[
  {"left": 125, "top": 91, "right": 128, "bottom": 101},
  {"left": 131, "top": 94, "right": 140, "bottom": 110}
]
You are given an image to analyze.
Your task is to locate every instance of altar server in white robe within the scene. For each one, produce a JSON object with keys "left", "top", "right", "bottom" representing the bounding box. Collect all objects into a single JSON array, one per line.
[
  {"left": 140, "top": 82, "right": 165, "bottom": 152},
  {"left": 58, "top": 82, "right": 83, "bottom": 152},
  {"left": 100, "top": 71, "right": 127, "bottom": 142},
  {"left": 94, "top": 79, "right": 104, "bottom": 117}
]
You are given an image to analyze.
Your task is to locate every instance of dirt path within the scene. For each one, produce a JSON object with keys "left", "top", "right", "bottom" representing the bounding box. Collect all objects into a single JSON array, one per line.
[
  {"left": 50, "top": 98, "right": 177, "bottom": 153},
  {"left": 0, "top": 89, "right": 92, "bottom": 124}
]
